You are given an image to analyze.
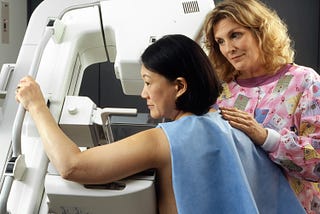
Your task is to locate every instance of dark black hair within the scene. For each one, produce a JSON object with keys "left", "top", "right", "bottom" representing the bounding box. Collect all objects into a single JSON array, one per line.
[{"left": 141, "top": 34, "right": 222, "bottom": 115}]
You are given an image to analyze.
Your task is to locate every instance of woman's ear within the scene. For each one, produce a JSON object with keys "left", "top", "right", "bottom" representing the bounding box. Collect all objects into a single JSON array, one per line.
[{"left": 175, "top": 77, "right": 187, "bottom": 98}]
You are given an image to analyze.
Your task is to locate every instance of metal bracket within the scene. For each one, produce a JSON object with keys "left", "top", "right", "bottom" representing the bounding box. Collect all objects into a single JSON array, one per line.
[{"left": 100, "top": 108, "right": 138, "bottom": 144}]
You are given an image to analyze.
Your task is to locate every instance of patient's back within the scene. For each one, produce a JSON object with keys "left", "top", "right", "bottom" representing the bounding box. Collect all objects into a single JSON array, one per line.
[{"left": 158, "top": 111, "right": 305, "bottom": 214}]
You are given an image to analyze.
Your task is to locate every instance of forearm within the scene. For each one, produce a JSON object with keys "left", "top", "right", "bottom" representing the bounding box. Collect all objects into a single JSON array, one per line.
[
  {"left": 266, "top": 128, "right": 320, "bottom": 181},
  {"left": 29, "top": 103, "right": 81, "bottom": 177}
]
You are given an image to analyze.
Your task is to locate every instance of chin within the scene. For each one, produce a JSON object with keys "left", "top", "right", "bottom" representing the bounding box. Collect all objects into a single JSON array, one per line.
[
  {"left": 149, "top": 112, "right": 158, "bottom": 119},
  {"left": 150, "top": 115, "right": 161, "bottom": 119}
]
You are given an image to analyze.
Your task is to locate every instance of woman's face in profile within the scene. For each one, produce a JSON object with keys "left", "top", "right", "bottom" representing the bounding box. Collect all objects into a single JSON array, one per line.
[{"left": 140, "top": 65, "right": 179, "bottom": 120}]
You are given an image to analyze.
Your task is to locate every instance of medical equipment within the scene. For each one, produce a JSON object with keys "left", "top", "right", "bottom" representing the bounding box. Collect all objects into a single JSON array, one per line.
[{"left": 0, "top": 0, "right": 214, "bottom": 213}]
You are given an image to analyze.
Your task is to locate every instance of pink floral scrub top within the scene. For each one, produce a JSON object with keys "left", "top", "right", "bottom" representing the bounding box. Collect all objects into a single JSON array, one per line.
[{"left": 216, "top": 64, "right": 320, "bottom": 214}]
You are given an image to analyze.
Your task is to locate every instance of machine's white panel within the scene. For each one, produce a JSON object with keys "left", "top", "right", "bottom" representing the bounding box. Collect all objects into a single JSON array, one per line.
[
  {"left": 2, "top": 1, "right": 108, "bottom": 213},
  {"left": 45, "top": 174, "right": 156, "bottom": 214},
  {"left": 101, "top": 0, "right": 215, "bottom": 95},
  {"left": 0, "top": 0, "right": 215, "bottom": 213}
]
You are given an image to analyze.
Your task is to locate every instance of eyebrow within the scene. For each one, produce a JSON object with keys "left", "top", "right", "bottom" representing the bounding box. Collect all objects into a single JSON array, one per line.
[
  {"left": 142, "top": 74, "right": 151, "bottom": 79},
  {"left": 215, "top": 26, "right": 244, "bottom": 39},
  {"left": 142, "top": 74, "right": 151, "bottom": 78}
]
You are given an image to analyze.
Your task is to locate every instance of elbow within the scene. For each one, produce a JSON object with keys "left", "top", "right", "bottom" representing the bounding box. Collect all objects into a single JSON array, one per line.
[
  {"left": 58, "top": 163, "right": 92, "bottom": 184},
  {"left": 55, "top": 158, "right": 79, "bottom": 181},
  {"left": 52, "top": 152, "right": 82, "bottom": 181},
  {"left": 59, "top": 165, "right": 77, "bottom": 181}
]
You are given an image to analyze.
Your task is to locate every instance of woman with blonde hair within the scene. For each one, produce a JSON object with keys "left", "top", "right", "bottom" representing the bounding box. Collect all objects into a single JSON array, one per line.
[
  {"left": 204, "top": 0, "right": 320, "bottom": 213},
  {"left": 16, "top": 34, "right": 304, "bottom": 213}
]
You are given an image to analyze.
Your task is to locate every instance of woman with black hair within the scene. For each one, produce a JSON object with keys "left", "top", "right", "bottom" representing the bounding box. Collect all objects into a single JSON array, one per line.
[{"left": 16, "top": 34, "right": 303, "bottom": 213}]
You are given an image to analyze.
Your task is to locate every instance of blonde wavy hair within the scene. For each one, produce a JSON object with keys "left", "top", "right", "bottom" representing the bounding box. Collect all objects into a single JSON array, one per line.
[{"left": 203, "top": 0, "right": 295, "bottom": 82}]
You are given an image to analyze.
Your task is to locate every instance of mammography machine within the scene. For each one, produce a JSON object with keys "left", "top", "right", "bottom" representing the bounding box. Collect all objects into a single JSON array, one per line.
[{"left": 0, "top": 0, "right": 214, "bottom": 213}]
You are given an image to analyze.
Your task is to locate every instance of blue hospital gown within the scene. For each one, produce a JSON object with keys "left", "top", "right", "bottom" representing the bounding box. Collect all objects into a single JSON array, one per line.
[{"left": 158, "top": 111, "right": 305, "bottom": 214}]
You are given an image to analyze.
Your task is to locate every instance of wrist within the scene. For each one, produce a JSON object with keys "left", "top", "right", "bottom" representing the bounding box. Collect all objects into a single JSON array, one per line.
[
  {"left": 29, "top": 101, "right": 48, "bottom": 115},
  {"left": 260, "top": 128, "right": 281, "bottom": 152}
]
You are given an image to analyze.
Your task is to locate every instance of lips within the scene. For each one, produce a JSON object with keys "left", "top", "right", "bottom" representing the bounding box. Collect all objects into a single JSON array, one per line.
[{"left": 231, "top": 54, "right": 244, "bottom": 61}]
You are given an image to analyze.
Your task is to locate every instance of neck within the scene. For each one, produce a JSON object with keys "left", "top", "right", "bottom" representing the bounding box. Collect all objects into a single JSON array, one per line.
[
  {"left": 172, "top": 111, "right": 193, "bottom": 121},
  {"left": 237, "top": 67, "right": 281, "bottom": 80}
]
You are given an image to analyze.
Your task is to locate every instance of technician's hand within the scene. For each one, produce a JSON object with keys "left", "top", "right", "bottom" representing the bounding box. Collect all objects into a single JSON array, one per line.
[
  {"left": 219, "top": 106, "right": 267, "bottom": 146},
  {"left": 15, "top": 76, "right": 46, "bottom": 112}
]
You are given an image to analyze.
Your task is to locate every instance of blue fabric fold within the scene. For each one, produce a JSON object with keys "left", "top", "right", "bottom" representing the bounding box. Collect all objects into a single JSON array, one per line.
[{"left": 158, "top": 111, "right": 305, "bottom": 214}]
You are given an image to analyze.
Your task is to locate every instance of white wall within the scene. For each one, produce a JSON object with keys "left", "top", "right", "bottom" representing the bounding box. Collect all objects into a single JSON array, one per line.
[
  {"left": 0, "top": 0, "right": 27, "bottom": 193},
  {"left": 0, "top": 0, "right": 27, "bottom": 67}
]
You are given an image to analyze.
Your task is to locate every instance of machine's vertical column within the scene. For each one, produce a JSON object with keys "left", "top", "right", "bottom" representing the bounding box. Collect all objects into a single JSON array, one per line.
[{"left": 1, "top": 1, "right": 9, "bottom": 44}]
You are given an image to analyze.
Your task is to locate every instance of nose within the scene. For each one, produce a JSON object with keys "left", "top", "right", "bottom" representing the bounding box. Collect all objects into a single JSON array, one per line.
[
  {"left": 140, "top": 85, "right": 148, "bottom": 99},
  {"left": 221, "top": 40, "right": 235, "bottom": 55}
]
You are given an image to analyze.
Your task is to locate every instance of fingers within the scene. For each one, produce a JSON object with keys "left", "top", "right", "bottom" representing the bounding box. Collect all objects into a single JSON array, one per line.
[
  {"left": 16, "top": 76, "right": 35, "bottom": 91},
  {"left": 219, "top": 106, "right": 241, "bottom": 114},
  {"left": 220, "top": 107, "right": 255, "bottom": 129},
  {"left": 15, "top": 76, "right": 47, "bottom": 112},
  {"left": 15, "top": 84, "right": 23, "bottom": 103},
  {"left": 220, "top": 107, "right": 250, "bottom": 121},
  {"left": 219, "top": 106, "right": 267, "bottom": 145},
  {"left": 15, "top": 76, "right": 35, "bottom": 105},
  {"left": 15, "top": 78, "right": 26, "bottom": 95},
  {"left": 15, "top": 85, "right": 21, "bottom": 93}
]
